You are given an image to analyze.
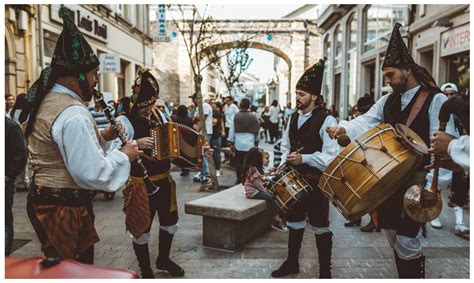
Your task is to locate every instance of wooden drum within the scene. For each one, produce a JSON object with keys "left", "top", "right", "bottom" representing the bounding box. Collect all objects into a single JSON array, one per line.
[
  {"left": 318, "top": 123, "right": 427, "bottom": 221},
  {"left": 266, "top": 165, "right": 313, "bottom": 213}
]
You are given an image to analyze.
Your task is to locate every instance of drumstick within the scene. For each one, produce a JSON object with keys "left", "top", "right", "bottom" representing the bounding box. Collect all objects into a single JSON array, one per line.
[
  {"left": 337, "top": 134, "right": 351, "bottom": 147},
  {"left": 275, "top": 146, "right": 304, "bottom": 173}
]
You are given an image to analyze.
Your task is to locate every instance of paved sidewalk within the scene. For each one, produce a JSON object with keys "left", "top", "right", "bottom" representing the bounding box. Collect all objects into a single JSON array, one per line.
[{"left": 10, "top": 141, "right": 470, "bottom": 278}]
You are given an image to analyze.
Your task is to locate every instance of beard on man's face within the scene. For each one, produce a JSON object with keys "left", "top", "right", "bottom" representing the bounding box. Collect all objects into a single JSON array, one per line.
[
  {"left": 296, "top": 99, "right": 311, "bottom": 110},
  {"left": 81, "top": 81, "right": 97, "bottom": 102},
  {"left": 390, "top": 83, "right": 405, "bottom": 95},
  {"left": 390, "top": 73, "right": 408, "bottom": 95}
]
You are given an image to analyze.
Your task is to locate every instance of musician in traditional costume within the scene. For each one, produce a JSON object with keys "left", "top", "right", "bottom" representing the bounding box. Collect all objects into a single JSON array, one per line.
[
  {"left": 25, "top": 6, "right": 138, "bottom": 264},
  {"left": 117, "top": 69, "right": 184, "bottom": 278},
  {"left": 327, "top": 23, "right": 456, "bottom": 278},
  {"left": 271, "top": 59, "right": 339, "bottom": 278}
]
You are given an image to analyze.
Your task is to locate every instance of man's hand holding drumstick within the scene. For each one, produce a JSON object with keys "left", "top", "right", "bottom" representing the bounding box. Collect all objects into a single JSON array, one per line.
[{"left": 274, "top": 147, "right": 305, "bottom": 174}]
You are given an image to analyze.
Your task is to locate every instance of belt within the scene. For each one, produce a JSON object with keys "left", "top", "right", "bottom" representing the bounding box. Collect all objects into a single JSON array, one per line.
[{"left": 28, "top": 185, "right": 96, "bottom": 206}]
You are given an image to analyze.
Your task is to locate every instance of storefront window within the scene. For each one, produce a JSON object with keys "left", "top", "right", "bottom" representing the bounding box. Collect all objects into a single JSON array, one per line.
[
  {"left": 363, "top": 4, "right": 409, "bottom": 53},
  {"left": 334, "top": 25, "right": 342, "bottom": 67},
  {"left": 447, "top": 51, "right": 470, "bottom": 95}
]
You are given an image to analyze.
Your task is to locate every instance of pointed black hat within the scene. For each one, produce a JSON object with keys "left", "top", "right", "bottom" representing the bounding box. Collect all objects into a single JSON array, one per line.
[
  {"left": 382, "top": 23, "right": 416, "bottom": 69},
  {"left": 51, "top": 5, "right": 100, "bottom": 79},
  {"left": 383, "top": 23, "right": 441, "bottom": 93},
  {"left": 296, "top": 58, "right": 326, "bottom": 96},
  {"left": 131, "top": 69, "right": 159, "bottom": 110}
]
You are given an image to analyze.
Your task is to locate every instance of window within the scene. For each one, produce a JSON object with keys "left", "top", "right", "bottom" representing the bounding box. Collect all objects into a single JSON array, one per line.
[
  {"left": 347, "top": 13, "right": 357, "bottom": 51},
  {"left": 117, "top": 4, "right": 124, "bottom": 16},
  {"left": 346, "top": 13, "right": 358, "bottom": 113},
  {"left": 334, "top": 25, "right": 342, "bottom": 67},
  {"left": 363, "top": 5, "right": 409, "bottom": 53},
  {"left": 323, "top": 34, "right": 331, "bottom": 58},
  {"left": 322, "top": 34, "right": 331, "bottom": 99}
]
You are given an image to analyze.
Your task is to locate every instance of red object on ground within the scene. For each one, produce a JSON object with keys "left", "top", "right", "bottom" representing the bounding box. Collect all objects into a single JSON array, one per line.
[{"left": 5, "top": 256, "right": 139, "bottom": 279}]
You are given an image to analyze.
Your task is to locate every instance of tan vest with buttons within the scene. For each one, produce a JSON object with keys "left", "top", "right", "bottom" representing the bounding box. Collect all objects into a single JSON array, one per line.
[{"left": 28, "top": 92, "right": 100, "bottom": 189}]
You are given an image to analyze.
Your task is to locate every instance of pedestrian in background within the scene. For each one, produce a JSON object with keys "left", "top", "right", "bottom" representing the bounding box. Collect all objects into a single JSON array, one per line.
[
  {"left": 283, "top": 102, "right": 294, "bottom": 128},
  {"left": 191, "top": 94, "right": 213, "bottom": 183},
  {"left": 5, "top": 94, "right": 16, "bottom": 117},
  {"left": 211, "top": 101, "right": 225, "bottom": 177},
  {"left": 228, "top": 98, "right": 260, "bottom": 184},
  {"left": 5, "top": 116, "right": 28, "bottom": 256},
  {"left": 223, "top": 96, "right": 239, "bottom": 161},
  {"left": 9, "top": 93, "right": 30, "bottom": 192},
  {"left": 172, "top": 105, "right": 194, "bottom": 177},
  {"left": 261, "top": 105, "right": 271, "bottom": 142},
  {"left": 268, "top": 100, "right": 280, "bottom": 144}
]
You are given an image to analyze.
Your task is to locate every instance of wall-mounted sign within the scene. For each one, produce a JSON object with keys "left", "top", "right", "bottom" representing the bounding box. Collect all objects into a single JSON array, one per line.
[
  {"left": 154, "top": 4, "right": 170, "bottom": 42},
  {"left": 50, "top": 5, "right": 108, "bottom": 42},
  {"left": 99, "top": 53, "right": 120, "bottom": 73},
  {"left": 441, "top": 23, "right": 470, "bottom": 57}
]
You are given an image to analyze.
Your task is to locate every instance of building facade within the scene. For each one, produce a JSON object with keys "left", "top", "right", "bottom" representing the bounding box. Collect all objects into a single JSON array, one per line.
[
  {"left": 5, "top": 4, "right": 153, "bottom": 102},
  {"left": 409, "top": 5, "right": 470, "bottom": 95},
  {"left": 317, "top": 4, "right": 470, "bottom": 119},
  {"left": 5, "top": 5, "right": 38, "bottom": 97}
]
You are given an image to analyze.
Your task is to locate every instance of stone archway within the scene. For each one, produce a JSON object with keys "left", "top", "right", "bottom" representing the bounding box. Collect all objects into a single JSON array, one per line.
[
  {"left": 197, "top": 40, "right": 293, "bottom": 105},
  {"left": 152, "top": 19, "right": 321, "bottom": 106}
]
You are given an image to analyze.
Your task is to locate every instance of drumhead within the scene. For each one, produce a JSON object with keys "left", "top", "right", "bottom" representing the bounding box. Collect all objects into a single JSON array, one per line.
[{"left": 395, "top": 123, "right": 428, "bottom": 155}]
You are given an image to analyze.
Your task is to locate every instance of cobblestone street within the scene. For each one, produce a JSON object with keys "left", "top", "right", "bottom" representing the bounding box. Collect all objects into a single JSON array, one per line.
[{"left": 10, "top": 142, "right": 470, "bottom": 279}]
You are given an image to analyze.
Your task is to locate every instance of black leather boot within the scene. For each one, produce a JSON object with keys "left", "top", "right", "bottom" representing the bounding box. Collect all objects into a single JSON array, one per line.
[
  {"left": 155, "top": 229, "right": 184, "bottom": 277},
  {"left": 271, "top": 228, "right": 304, "bottom": 278},
  {"left": 132, "top": 242, "right": 154, "bottom": 278},
  {"left": 394, "top": 250, "right": 425, "bottom": 278},
  {"left": 316, "top": 232, "right": 333, "bottom": 278}
]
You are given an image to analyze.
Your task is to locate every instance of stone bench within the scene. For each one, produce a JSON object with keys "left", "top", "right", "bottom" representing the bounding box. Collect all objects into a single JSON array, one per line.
[{"left": 185, "top": 184, "right": 273, "bottom": 251}]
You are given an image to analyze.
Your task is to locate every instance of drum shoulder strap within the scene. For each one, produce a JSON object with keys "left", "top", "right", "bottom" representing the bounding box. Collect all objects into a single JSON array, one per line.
[{"left": 405, "top": 89, "right": 429, "bottom": 128}]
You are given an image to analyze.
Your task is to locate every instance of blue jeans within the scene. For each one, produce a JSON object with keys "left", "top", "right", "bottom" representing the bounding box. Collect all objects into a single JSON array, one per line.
[
  {"left": 200, "top": 134, "right": 212, "bottom": 178},
  {"left": 211, "top": 136, "right": 222, "bottom": 170},
  {"left": 252, "top": 190, "right": 279, "bottom": 216}
]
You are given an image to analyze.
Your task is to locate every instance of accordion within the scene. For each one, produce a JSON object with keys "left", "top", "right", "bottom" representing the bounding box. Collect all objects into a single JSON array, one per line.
[{"left": 150, "top": 122, "right": 205, "bottom": 168}]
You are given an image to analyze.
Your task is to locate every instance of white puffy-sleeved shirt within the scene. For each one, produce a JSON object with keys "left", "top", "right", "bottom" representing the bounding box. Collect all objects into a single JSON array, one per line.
[
  {"left": 50, "top": 84, "right": 131, "bottom": 192},
  {"left": 448, "top": 135, "right": 470, "bottom": 174},
  {"left": 280, "top": 110, "right": 340, "bottom": 172},
  {"left": 338, "top": 85, "right": 456, "bottom": 191}
]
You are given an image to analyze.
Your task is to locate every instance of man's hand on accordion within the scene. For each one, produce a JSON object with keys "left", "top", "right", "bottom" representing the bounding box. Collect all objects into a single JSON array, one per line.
[{"left": 136, "top": 137, "right": 154, "bottom": 150}]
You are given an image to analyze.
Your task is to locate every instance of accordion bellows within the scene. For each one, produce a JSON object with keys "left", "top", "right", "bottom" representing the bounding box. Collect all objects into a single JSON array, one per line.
[{"left": 150, "top": 122, "right": 205, "bottom": 168}]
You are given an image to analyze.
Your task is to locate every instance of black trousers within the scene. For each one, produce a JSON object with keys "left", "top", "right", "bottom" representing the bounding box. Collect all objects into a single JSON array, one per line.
[
  {"left": 269, "top": 122, "right": 279, "bottom": 142},
  {"left": 450, "top": 171, "right": 469, "bottom": 207},
  {"left": 286, "top": 177, "right": 329, "bottom": 227},
  {"left": 144, "top": 177, "right": 178, "bottom": 233},
  {"left": 234, "top": 150, "right": 248, "bottom": 184},
  {"left": 223, "top": 127, "right": 230, "bottom": 147}
]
